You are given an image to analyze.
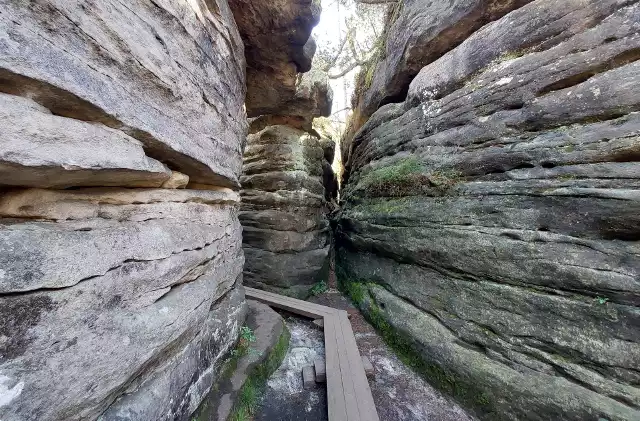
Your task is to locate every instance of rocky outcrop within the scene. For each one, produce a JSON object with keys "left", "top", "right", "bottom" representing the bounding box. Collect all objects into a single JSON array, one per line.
[
  {"left": 241, "top": 124, "right": 332, "bottom": 297},
  {"left": 338, "top": 1, "right": 640, "bottom": 420},
  {"left": 0, "top": 1, "right": 248, "bottom": 420},
  {"left": 230, "top": 0, "right": 334, "bottom": 298},
  {"left": 343, "top": 0, "right": 535, "bottom": 166},
  {"left": 229, "top": 0, "right": 321, "bottom": 117}
]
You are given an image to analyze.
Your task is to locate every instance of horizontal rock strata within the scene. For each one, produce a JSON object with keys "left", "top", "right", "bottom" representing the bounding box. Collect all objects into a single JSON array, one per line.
[
  {"left": 338, "top": 1, "right": 640, "bottom": 420},
  {"left": 0, "top": 1, "right": 251, "bottom": 420},
  {"left": 0, "top": 0, "right": 247, "bottom": 187},
  {"left": 241, "top": 125, "right": 331, "bottom": 297}
]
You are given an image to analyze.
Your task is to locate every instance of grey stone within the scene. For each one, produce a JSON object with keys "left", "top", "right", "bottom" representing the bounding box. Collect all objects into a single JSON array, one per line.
[
  {"left": 0, "top": 187, "right": 246, "bottom": 420},
  {"left": 0, "top": 188, "right": 242, "bottom": 293},
  {"left": 0, "top": 0, "right": 247, "bottom": 187},
  {"left": 240, "top": 125, "right": 331, "bottom": 297},
  {"left": 314, "top": 359, "right": 326, "bottom": 383},
  {"left": 302, "top": 366, "right": 316, "bottom": 389},
  {"left": 342, "top": 0, "right": 535, "bottom": 161},
  {"left": 361, "top": 356, "right": 374, "bottom": 379},
  {"left": 0, "top": 93, "right": 172, "bottom": 189},
  {"left": 337, "top": 2, "right": 640, "bottom": 420}
]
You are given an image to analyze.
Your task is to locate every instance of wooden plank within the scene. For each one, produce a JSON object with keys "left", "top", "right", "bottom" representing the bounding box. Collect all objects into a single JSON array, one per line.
[
  {"left": 333, "top": 310, "right": 361, "bottom": 421},
  {"left": 324, "top": 313, "right": 348, "bottom": 421},
  {"left": 338, "top": 311, "right": 380, "bottom": 421},
  {"left": 245, "top": 287, "right": 334, "bottom": 318},
  {"left": 245, "top": 288, "right": 331, "bottom": 318},
  {"left": 244, "top": 286, "right": 380, "bottom": 421}
]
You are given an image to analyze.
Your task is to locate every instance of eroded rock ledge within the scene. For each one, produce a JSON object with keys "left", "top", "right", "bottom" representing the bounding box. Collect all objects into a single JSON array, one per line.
[
  {"left": 229, "top": 0, "right": 322, "bottom": 117},
  {"left": 0, "top": 1, "right": 250, "bottom": 420},
  {"left": 338, "top": 1, "right": 640, "bottom": 420}
]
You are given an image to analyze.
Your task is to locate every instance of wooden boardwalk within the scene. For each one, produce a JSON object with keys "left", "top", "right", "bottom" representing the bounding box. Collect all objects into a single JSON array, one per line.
[{"left": 245, "top": 287, "right": 380, "bottom": 421}]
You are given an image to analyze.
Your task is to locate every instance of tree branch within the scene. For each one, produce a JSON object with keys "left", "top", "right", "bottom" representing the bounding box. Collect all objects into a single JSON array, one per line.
[
  {"left": 328, "top": 59, "right": 366, "bottom": 79},
  {"left": 322, "top": 28, "right": 353, "bottom": 72}
]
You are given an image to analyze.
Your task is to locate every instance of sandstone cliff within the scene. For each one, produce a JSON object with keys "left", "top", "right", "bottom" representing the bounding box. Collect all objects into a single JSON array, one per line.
[
  {"left": 0, "top": 1, "right": 249, "bottom": 420},
  {"left": 240, "top": 69, "right": 335, "bottom": 298},
  {"left": 338, "top": 1, "right": 640, "bottom": 420}
]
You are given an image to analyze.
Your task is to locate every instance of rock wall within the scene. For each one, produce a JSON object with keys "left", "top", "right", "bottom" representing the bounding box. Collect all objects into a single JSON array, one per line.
[
  {"left": 241, "top": 123, "right": 333, "bottom": 297},
  {"left": 337, "top": 1, "right": 640, "bottom": 420},
  {"left": 229, "top": 0, "right": 321, "bottom": 117},
  {"left": 0, "top": 1, "right": 248, "bottom": 420},
  {"left": 239, "top": 65, "right": 334, "bottom": 297}
]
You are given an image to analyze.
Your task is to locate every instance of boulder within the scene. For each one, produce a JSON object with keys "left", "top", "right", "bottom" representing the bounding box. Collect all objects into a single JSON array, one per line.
[
  {"left": 229, "top": 0, "right": 321, "bottom": 116},
  {"left": 338, "top": 1, "right": 640, "bottom": 420},
  {"left": 0, "top": 0, "right": 247, "bottom": 187},
  {"left": 241, "top": 125, "right": 330, "bottom": 297}
]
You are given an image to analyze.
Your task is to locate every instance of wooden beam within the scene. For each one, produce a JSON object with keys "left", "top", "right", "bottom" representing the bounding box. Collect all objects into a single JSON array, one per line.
[{"left": 244, "top": 286, "right": 380, "bottom": 421}]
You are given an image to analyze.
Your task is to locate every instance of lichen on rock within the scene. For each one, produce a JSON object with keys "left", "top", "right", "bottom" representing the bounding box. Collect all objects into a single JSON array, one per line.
[{"left": 338, "top": 1, "right": 640, "bottom": 420}]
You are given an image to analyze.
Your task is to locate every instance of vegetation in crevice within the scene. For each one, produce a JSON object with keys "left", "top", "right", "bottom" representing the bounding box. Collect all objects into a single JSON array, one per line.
[
  {"left": 355, "top": 0, "right": 404, "bottom": 93},
  {"left": 310, "top": 280, "right": 328, "bottom": 296},
  {"left": 335, "top": 266, "right": 496, "bottom": 419},
  {"left": 352, "top": 157, "right": 463, "bottom": 198},
  {"left": 228, "top": 326, "right": 291, "bottom": 421}
]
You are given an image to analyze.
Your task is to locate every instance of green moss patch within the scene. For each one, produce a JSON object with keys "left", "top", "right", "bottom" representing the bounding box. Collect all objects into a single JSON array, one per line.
[
  {"left": 336, "top": 269, "right": 495, "bottom": 418},
  {"left": 354, "top": 158, "right": 463, "bottom": 198},
  {"left": 228, "top": 326, "right": 291, "bottom": 421}
]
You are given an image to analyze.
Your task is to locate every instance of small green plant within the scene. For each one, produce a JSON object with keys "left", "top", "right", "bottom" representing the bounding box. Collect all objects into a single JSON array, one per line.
[
  {"left": 310, "top": 280, "right": 328, "bottom": 296},
  {"left": 240, "top": 326, "right": 256, "bottom": 343},
  {"left": 357, "top": 158, "right": 463, "bottom": 197},
  {"left": 595, "top": 296, "right": 609, "bottom": 305},
  {"left": 231, "top": 326, "right": 256, "bottom": 357}
]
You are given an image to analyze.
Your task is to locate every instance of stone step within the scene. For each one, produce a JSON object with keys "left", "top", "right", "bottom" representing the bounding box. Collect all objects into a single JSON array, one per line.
[
  {"left": 314, "top": 359, "right": 326, "bottom": 383},
  {"left": 361, "top": 356, "right": 374, "bottom": 378},
  {"left": 302, "top": 365, "right": 316, "bottom": 389}
]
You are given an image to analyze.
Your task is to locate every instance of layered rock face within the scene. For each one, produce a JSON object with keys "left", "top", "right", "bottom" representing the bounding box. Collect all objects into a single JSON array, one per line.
[
  {"left": 228, "top": 0, "right": 334, "bottom": 298},
  {"left": 229, "top": 0, "right": 321, "bottom": 117},
  {"left": 0, "top": 1, "right": 248, "bottom": 420},
  {"left": 338, "top": 1, "right": 640, "bottom": 420},
  {"left": 240, "top": 113, "right": 335, "bottom": 298},
  {"left": 342, "top": 0, "right": 535, "bottom": 162}
]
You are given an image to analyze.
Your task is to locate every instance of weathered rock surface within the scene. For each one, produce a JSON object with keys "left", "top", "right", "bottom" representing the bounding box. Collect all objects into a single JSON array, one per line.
[
  {"left": 0, "top": 1, "right": 256, "bottom": 420},
  {"left": 0, "top": 188, "right": 246, "bottom": 420},
  {"left": 0, "top": 0, "right": 247, "bottom": 187},
  {"left": 229, "top": 0, "right": 321, "bottom": 117},
  {"left": 338, "top": 1, "right": 640, "bottom": 420},
  {"left": 241, "top": 125, "right": 331, "bottom": 297},
  {"left": 0, "top": 93, "right": 171, "bottom": 189},
  {"left": 247, "top": 67, "right": 333, "bottom": 119},
  {"left": 343, "top": 0, "right": 541, "bottom": 167}
]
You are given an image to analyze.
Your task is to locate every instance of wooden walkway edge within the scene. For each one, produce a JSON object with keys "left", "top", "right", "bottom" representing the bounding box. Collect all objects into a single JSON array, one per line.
[{"left": 245, "top": 287, "right": 380, "bottom": 421}]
